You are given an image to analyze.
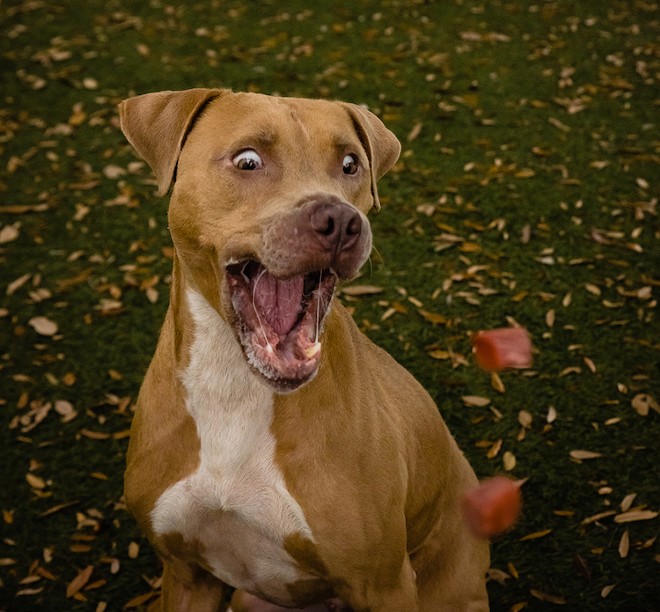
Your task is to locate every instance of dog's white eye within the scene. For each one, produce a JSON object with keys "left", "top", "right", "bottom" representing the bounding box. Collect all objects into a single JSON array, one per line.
[
  {"left": 342, "top": 153, "right": 359, "bottom": 175},
  {"left": 233, "top": 149, "right": 263, "bottom": 171}
]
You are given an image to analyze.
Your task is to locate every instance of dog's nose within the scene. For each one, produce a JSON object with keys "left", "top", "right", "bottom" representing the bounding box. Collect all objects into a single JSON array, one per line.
[{"left": 309, "top": 201, "right": 362, "bottom": 255}]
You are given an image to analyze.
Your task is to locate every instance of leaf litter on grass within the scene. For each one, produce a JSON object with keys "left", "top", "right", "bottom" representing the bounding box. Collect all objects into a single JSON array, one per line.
[{"left": 1, "top": 1, "right": 658, "bottom": 610}]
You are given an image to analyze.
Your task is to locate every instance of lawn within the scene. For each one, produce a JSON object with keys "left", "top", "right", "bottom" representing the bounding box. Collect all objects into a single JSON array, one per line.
[{"left": 0, "top": 1, "right": 658, "bottom": 610}]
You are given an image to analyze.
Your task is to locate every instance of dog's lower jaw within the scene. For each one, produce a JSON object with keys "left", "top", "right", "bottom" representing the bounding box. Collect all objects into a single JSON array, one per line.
[{"left": 226, "top": 262, "right": 337, "bottom": 392}]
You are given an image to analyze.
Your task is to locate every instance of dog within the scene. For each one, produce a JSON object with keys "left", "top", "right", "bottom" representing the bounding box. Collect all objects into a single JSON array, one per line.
[{"left": 119, "top": 88, "right": 490, "bottom": 611}]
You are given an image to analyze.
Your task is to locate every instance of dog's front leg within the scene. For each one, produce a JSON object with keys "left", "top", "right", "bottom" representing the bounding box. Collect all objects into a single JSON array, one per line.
[
  {"left": 338, "top": 555, "right": 419, "bottom": 612},
  {"left": 152, "top": 558, "right": 229, "bottom": 612}
]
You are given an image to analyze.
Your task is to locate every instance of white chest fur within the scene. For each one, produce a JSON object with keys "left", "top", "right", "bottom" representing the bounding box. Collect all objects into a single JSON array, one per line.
[{"left": 150, "top": 288, "right": 314, "bottom": 595}]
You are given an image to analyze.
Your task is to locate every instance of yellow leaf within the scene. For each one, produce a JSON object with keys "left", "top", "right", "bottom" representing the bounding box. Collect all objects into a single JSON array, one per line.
[
  {"left": 418, "top": 309, "right": 448, "bottom": 325},
  {"left": 428, "top": 349, "right": 451, "bottom": 360},
  {"left": 520, "top": 529, "right": 552, "bottom": 541}
]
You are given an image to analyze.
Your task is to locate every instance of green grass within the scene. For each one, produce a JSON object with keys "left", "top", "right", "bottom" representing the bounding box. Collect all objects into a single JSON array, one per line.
[{"left": 1, "top": 1, "right": 658, "bottom": 610}]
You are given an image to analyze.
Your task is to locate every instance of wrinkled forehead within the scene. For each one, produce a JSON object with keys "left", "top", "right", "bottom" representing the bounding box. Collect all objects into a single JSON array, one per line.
[{"left": 193, "top": 93, "right": 363, "bottom": 153}]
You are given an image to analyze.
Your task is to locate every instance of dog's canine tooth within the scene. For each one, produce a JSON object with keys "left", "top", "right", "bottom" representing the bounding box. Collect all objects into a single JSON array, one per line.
[{"left": 304, "top": 341, "right": 321, "bottom": 358}]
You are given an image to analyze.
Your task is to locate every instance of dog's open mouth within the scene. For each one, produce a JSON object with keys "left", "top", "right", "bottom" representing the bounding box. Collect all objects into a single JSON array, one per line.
[{"left": 226, "top": 260, "right": 337, "bottom": 391}]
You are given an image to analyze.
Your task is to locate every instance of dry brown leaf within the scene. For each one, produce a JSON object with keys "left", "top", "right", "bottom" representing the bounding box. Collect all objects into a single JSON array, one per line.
[
  {"left": 428, "top": 349, "right": 451, "bottom": 360},
  {"left": 124, "top": 591, "right": 157, "bottom": 609},
  {"left": 581, "top": 510, "right": 616, "bottom": 526},
  {"left": 341, "top": 285, "right": 383, "bottom": 296},
  {"left": 583, "top": 357, "right": 597, "bottom": 373},
  {"left": 547, "top": 405, "right": 557, "bottom": 423},
  {"left": 631, "top": 393, "right": 659, "bottom": 416},
  {"left": 620, "top": 493, "right": 637, "bottom": 512},
  {"left": 614, "top": 509, "right": 658, "bottom": 523},
  {"left": 407, "top": 121, "right": 423, "bottom": 142},
  {"left": 491, "top": 372, "right": 505, "bottom": 393},
  {"left": 26, "top": 473, "right": 46, "bottom": 490},
  {"left": 28, "top": 316, "right": 58, "bottom": 336},
  {"left": 530, "top": 589, "right": 567, "bottom": 604},
  {"left": 570, "top": 449, "right": 603, "bottom": 460},
  {"left": 128, "top": 541, "right": 140, "bottom": 559},
  {"left": 462, "top": 395, "right": 491, "bottom": 408},
  {"left": 487, "top": 438, "right": 502, "bottom": 459},
  {"left": 6, "top": 273, "right": 31, "bottom": 296},
  {"left": 601, "top": 584, "right": 616, "bottom": 598},
  {"left": 618, "top": 530, "right": 629, "bottom": 558},
  {"left": 503, "top": 451, "right": 516, "bottom": 471},
  {"left": 0, "top": 223, "right": 20, "bottom": 244},
  {"left": 486, "top": 568, "right": 511, "bottom": 584},
  {"left": 66, "top": 565, "right": 93, "bottom": 598},
  {"left": 518, "top": 410, "right": 533, "bottom": 429}
]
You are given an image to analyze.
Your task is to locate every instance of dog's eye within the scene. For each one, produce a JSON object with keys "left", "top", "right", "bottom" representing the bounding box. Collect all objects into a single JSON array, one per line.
[
  {"left": 342, "top": 154, "right": 359, "bottom": 175},
  {"left": 233, "top": 149, "right": 263, "bottom": 171}
]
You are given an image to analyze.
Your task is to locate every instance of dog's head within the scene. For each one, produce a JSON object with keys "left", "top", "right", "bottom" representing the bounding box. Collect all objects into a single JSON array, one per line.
[{"left": 119, "top": 88, "right": 400, "bottom": 391}]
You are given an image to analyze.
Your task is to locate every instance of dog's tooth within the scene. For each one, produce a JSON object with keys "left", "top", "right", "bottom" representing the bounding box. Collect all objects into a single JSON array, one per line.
[{"left": 304, "top": 341, "right": 321, "bottom": 358}]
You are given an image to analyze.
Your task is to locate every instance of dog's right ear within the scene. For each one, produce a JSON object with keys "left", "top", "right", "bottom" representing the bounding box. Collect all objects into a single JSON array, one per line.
[{"left": 119, "top": 88, "right": 226, "bottom": 196}]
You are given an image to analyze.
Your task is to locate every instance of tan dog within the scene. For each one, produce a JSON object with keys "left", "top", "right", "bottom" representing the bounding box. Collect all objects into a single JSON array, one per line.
[{"left": 119, "top": 88, "right": 489, "bottom": 612}]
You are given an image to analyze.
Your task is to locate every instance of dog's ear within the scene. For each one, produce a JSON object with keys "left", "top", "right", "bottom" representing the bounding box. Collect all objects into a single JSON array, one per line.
[
  {"left": 342, "top": 103, "right": 401, "bottom": 211},
  {"left": 119, "top": 88, "right": 226, "bottom": 196}
]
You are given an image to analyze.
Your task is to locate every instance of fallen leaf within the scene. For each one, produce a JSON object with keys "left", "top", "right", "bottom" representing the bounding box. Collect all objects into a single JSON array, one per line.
[
  {"left": 518, "top": 410, "right": 533, "bottom": 429},
  {"left": 618, "top": 530, "right": 629, "bottom": 558},
  {"left": 341, "top": 285, "right": 383, "bottom": 296},
  {"left": 620, "top": 493, "right": 637, "bottom": 512},
  {"left": 530, "top": 588, "right": 567, "bottom": 604},
  {"left": 631, "top": 393, "right": 659, "bottom": 416},
  {"left": 418, "top": 309, "right": 448, "bottom": 325},
  {"left": 503, "top": 451, "right": 516, "bottom": 471},
  {"left": 28, "top": 316, "right": 58, "bottom": 336},
  {"left": 570, "top": 449, "right": 603, "bottom": 460},
  {"left": 520, "top": 529, "right": 552, "bottom": 541},
  {"left": 0, "top": 223, "right": 20, "bottom": 243},
  {"left": 26, "top": 473, "right": 47, "bottom": 490},
  {"left": 614, "top": 509, "right": 658, "bottom": 523},
  {"left": 66, "top": 565, "right": 93, "bottom": 598},
  {"left": 462, "top": 395, "right": 491, "bottom": 408}
]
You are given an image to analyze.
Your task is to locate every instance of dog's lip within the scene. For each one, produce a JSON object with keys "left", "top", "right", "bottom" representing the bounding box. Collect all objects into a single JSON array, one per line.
[{"left": 225, "top": 259, "right": 336, "bottom": 390}]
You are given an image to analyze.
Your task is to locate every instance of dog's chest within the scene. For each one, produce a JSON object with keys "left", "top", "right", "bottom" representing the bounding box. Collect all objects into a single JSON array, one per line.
[{"left": 150, "top": 290, "right": 315, "bottom": 600}]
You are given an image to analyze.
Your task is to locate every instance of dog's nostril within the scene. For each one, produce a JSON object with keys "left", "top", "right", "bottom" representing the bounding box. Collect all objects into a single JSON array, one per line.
[
  {"left": 346, "top": 214, "right": 361, "bottom": 236},
  {"left": 321, "top": 217, "right": 335, "bottom": 237}
]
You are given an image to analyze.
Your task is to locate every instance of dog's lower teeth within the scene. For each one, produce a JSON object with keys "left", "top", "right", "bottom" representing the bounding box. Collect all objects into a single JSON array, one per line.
[{"left": 304, "top": 341, "right": 321, "bottom": 358}]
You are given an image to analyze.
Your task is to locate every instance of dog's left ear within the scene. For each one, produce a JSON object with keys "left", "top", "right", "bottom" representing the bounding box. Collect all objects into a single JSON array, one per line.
[
  {"left": 342, "top": 103, "right": 401, "bottom": 211},
  {"left": 119, "top": 88, "right": 227, "bottom": 196}
]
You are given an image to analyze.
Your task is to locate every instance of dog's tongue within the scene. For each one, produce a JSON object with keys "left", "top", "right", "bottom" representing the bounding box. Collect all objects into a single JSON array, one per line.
[{"left": 252, "top": 269, "right": 304, "bottom": 336}]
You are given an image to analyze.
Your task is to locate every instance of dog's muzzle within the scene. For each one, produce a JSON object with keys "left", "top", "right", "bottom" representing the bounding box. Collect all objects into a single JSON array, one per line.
[{"left": 226, "top": 196, "right": 372, "bottom": 391}]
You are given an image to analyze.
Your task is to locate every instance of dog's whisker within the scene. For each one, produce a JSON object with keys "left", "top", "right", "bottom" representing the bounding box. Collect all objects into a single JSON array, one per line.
[
  {"left": 370, "top": 244, "right": 387, "bottom": 272},
  {"left": 314, "top": 269, "right": 322, "bottom": 344}
]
